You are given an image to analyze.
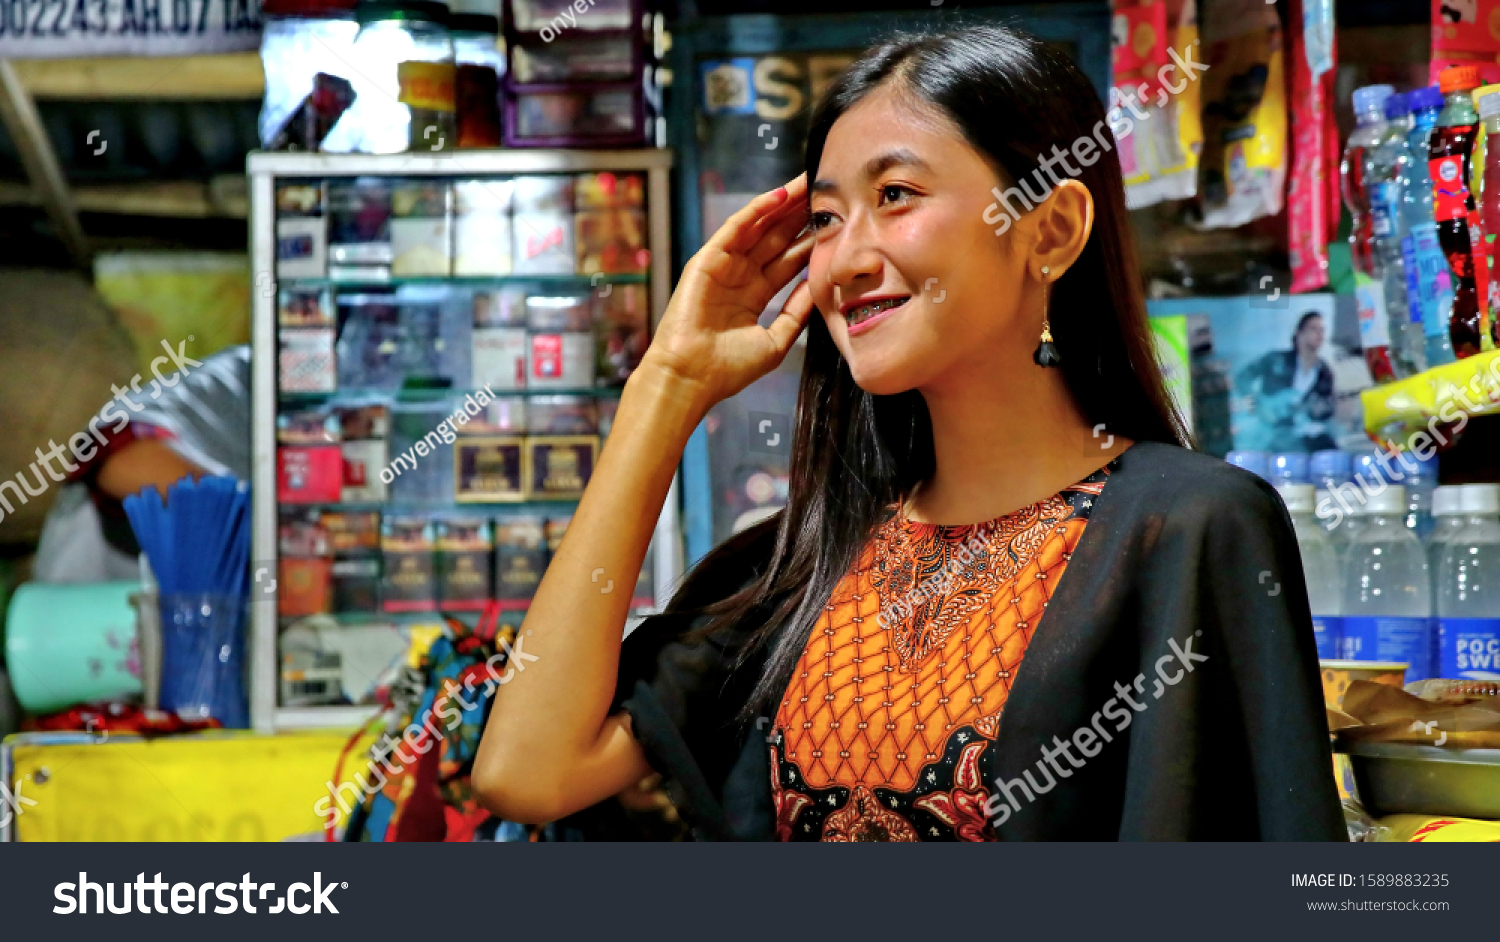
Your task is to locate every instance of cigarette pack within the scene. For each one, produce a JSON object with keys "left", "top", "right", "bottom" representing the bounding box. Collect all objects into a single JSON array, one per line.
[
  {"left": 527, "top": 435, "right": 597, "bottom": 500},
  {"left": 494, "top": 516, "right": 546, "bottom": 607},
  {"left": 454, "top": 436, "right": 527, "bottom": 502},
  {"left": 436, "top": 516, "right": 494, "bottom": 610},
  {"left": 381, "top": 516, "right": 437, "bottom": 613}
]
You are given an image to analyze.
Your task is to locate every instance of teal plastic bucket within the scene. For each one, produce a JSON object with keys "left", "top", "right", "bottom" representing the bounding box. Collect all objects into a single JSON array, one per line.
[{"left": 4, "top": 581, "right": 143, "bottom": 714}]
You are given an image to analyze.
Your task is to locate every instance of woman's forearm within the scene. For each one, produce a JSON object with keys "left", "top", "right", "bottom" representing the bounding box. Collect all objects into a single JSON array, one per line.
[{"left": 474, "top": 362, "right": 710, "bottom": 815}]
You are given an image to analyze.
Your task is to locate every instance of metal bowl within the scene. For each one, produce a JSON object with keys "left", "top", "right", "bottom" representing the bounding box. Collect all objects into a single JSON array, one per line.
[{"left": 1346, "top": 742, "right": 1500, "bottom": 820}]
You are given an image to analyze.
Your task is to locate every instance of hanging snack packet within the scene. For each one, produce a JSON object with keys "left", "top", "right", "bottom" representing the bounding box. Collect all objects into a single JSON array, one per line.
[
  {"left": 1288, "top": 0, "right": 1338, "bottom": 292},
  {"left": 1114, "top": 0, "right": 1205, "bottom": 209},
  {"left": 1196, "top": 0, "right": 1287, "bottom": 229}
]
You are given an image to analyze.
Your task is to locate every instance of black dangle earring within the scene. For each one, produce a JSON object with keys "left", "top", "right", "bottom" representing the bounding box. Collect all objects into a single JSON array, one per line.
[
  {"left": 1033, "top": 319, "right": 1062, "bottom": 367},
  {"left": 1033, "top": 266, "right": 1061, "bottom": 367}
]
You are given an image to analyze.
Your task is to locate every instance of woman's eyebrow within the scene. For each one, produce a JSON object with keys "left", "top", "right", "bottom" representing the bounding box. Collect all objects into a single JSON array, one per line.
[{"left": 811, "top": 148, "right": 932, "bottom": 194}]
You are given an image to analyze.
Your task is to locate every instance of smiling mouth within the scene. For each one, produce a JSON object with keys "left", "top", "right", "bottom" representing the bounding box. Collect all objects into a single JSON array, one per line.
[{"left": 846, "top": 296, "right": 911, "bottom": 327}]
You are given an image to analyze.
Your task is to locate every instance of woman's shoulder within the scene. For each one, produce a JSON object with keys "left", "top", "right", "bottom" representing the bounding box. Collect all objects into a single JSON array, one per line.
[{"left": 1107, "top": 441, "right": 1289, "bottom": 529}]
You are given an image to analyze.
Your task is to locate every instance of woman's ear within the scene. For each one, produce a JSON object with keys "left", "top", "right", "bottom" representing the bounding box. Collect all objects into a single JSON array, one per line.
[{"left": 1029, "top": 180, "right": 1094, "bottom": 280}]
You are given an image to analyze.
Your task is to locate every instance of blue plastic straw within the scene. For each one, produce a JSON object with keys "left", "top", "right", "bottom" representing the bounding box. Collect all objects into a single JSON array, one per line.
[{"left": 124, "top": 475, "right": 250, "bottom": 596}]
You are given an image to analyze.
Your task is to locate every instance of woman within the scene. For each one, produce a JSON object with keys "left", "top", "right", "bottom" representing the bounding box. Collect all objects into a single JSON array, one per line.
[
  {"left": 474, "top": 26, "right": 1343, "bottom": 841},
  {"left": 1235, "top": 310, "right": 1338, "bottom": 453}
]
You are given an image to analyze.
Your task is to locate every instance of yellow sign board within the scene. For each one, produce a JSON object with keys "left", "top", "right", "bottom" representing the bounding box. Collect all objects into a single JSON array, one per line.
[{"left": 6, "top": 729, "right": 378, "bottom": 842}]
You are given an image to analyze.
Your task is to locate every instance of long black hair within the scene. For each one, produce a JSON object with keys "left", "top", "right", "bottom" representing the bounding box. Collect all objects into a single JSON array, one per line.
[{"left": 666, "top": 24, "right": 1190, "bottom": 721}]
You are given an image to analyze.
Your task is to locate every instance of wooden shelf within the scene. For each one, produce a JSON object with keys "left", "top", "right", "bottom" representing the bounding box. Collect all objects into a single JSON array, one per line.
[
  {"left": 11, "top": 52, "right": 264, "bottom": 101},
  {"left": 0, "top": 175, "right": 248, "bottom": 218}
]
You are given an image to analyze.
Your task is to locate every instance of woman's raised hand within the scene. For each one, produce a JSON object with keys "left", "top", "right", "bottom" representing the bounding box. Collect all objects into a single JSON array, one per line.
[{"left": 641, "top": 174, "right": 816, "bottom": 412}]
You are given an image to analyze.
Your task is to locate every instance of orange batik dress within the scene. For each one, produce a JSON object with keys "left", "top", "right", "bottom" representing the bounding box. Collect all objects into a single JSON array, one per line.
[{"left": 770, "top": 460, "right": 1115, "bottom": 841}]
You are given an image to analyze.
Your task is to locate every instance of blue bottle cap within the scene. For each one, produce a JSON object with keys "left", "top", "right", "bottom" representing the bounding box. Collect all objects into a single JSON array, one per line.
[
  {"left": 1352, "top": 84, "right": 1395, "bottom": 122},
  {"left": 1408, "top": 86, "right": 1445, "bottom": 113},
  {"left": 1226, "top": 451, "right": 1271, "bottom": 481},
  {"left": 1270, "top": 452, "right": 1311, "bottom": 484},
  {"left": 1309, "top": 449, "right": 1351, "bottom": 482},
  {"left": 1384, "top": 91, "right": 1411, "bottom": 119}
]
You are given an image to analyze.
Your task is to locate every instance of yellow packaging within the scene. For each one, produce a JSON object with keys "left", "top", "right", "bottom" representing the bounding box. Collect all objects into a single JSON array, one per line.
[
  {"left": 1196, "top": 0, "right": 1286, "bottom": 228},
  {"left": 1360, "top": 349, "right": 1500, "bottom": 443},
  {"left": 1376, "top": 813, "right": 1500, "bottom": 842}
]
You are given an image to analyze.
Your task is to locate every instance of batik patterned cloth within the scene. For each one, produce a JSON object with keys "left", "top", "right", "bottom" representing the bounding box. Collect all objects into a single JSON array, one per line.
[{"left": 771, "top": 461, "right": 1115, "bottom": 841}]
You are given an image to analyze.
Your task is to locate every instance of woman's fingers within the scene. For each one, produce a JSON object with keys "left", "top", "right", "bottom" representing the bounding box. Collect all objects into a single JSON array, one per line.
[
  {"left": 747, "top": 201, "right": 813, "bottom": 268},
  {"left": 765, "top": 278, "right": 815, "bottom": 354},
  {"left": 760, "top": 231, "right": 816, "bottom": 293},
  {"left": 716, "top": 174, "right": 809, "bottom": 256}
]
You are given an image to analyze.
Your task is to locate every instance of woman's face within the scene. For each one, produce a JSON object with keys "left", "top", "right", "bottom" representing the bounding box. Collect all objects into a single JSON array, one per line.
[
  {"left": 807, "top": 86, "right": 1034, "bottom": 396},
  {"left": 1295, "top": 315, "right": 1325, "bottom": 356}
]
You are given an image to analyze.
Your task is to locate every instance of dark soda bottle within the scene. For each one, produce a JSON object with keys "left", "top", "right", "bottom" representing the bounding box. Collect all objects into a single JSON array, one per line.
[{"left": 1430, "top": 65, "right": 1485, "bottom": 358}]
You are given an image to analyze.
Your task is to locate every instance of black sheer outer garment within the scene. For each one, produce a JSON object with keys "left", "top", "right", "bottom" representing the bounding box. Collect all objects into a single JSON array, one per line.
[{"left": 604, "top": 442, "right": 1347, "bottom": 841}]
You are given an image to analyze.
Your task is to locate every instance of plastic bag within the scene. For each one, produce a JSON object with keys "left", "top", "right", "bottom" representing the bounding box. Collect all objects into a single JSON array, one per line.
[
  {"left": 1196, "top": 0, "right": 1287, "bottom": 228},
  {"left": 1114, "top": 0, "right": 1204, "bottom": 209}
]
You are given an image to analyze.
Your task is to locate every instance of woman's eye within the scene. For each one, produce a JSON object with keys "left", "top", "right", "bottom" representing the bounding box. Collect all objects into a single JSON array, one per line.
[
  {"left": 880, "top": 184, "right": 914, "bottom": 205},
  {"left": 807, "top": 210, "right": 837, "bottom": 231}
]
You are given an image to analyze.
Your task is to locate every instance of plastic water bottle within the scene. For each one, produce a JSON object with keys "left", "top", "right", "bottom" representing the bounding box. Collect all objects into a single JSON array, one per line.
[
  {"left": 1341, "top": 484, "right": 1434, "bottom": 678},
  {"left": 1398, "top": 448, "right": 1438, "bottom": 540},
  {"left": 1436, "top": 484, "right": 1500, "bottom": 679},
  {"left": 1312, "top": 449, "right": 1354, "bottom": 555},
  {"left": 1226, "top": 450, "right": 1270, "bottom": 482},
  {"left": 1280, "top": 483, "right": 1342, "bottom": 659},
  {"left": 1345, "top": 84, "right": 1398, "bottom": 382},
  {"left": 1270, "top": 452, "right": 1310, "bottom": 486},
  {"left": 1370, "top": 92, "right": 1423, "bottom": 377},
  {"left": 1427, "top": 484, "right": 1469, "bottom": 584},
  {"left": 1402, "top": 85, "right": 1457, "bottom": 368}
]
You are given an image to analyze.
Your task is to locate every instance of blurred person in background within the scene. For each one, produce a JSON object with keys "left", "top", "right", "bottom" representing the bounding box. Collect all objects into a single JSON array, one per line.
[{"left": 31, "top": 345, "right": 250, "bottom": 583}]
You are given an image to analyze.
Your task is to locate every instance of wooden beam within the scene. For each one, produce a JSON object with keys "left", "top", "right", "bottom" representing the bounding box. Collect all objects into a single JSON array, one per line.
[
  {"left": 0, "top": 59, "right": 90, "bottom": 269},
  {"left": 10, "top": 52, "right": 264, "bottom": 101},
  {"left": 0, "top": 176, "right": 248, "bottom": 219}
]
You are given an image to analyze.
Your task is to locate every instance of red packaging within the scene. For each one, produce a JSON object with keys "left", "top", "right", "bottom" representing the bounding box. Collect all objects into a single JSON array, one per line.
[
  {"left": 1288, "top": 0, "right": 1338, "bottom": 293},
  {"left": 1431, "top": 0, "right": 1500, "bottom": 53},
  {"left": 277, "top": 446, "right": 344, "bottom": 503},
  {"left": 1111, "top": 1, "right": 1170, "bottom": 100}
]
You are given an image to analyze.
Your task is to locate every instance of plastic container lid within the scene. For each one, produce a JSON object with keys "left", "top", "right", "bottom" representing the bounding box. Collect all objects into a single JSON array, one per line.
[
  {"left": 1384, "top": 91, "right": 1411, "bottom": 119},
  {"left": 1460, "top": 483, "right": 1500, "bottom": 514},
  {"left": 1440, "top": 65, "right": 1482, "bottom": 94},
  {"left": 1226, "top": 451, "right": 1270, "bottom": 481},
  {"left": 1310, "top": 449, "right": 1352, "bottom": 483},
  {"left": 1432, "top": 484, "right": 1466, "bottom": 517},
  {"left": 1408, "top": 86, "right": 1446, "bottom": 112},
  {"left": 1277, "top": 483, "right": 1316, "bottom": 513},
  {"left": 1352, "top": 84, "right": 1395, "bottom": 121},
  {"left": 1355, "top": 485, "right": 1406, "bottom": 515},
  {"left": 355, "top": 0, "right": 450, "bottom": 26},
  {"left": 1270, "top": 452, "right": 1310, "bottom": 484}
]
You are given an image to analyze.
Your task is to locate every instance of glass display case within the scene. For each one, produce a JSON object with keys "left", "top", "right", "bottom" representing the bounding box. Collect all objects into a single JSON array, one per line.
[{"left": 247, "top": 148, "right": 679, "bottom": 731}]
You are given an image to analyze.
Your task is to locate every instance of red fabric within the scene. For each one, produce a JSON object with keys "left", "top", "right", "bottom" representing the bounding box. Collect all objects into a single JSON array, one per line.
[{"left": 26, "top": 702, "right": 220, "bottom": 737}]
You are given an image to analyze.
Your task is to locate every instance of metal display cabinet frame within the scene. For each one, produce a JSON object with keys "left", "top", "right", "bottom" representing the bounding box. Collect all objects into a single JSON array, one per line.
[
  {"left": 247, "top": 148, "right": 681, "bottom": 732},
  {"left": 665, "top": 5, "right": 1111, "bottom": 564}
]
